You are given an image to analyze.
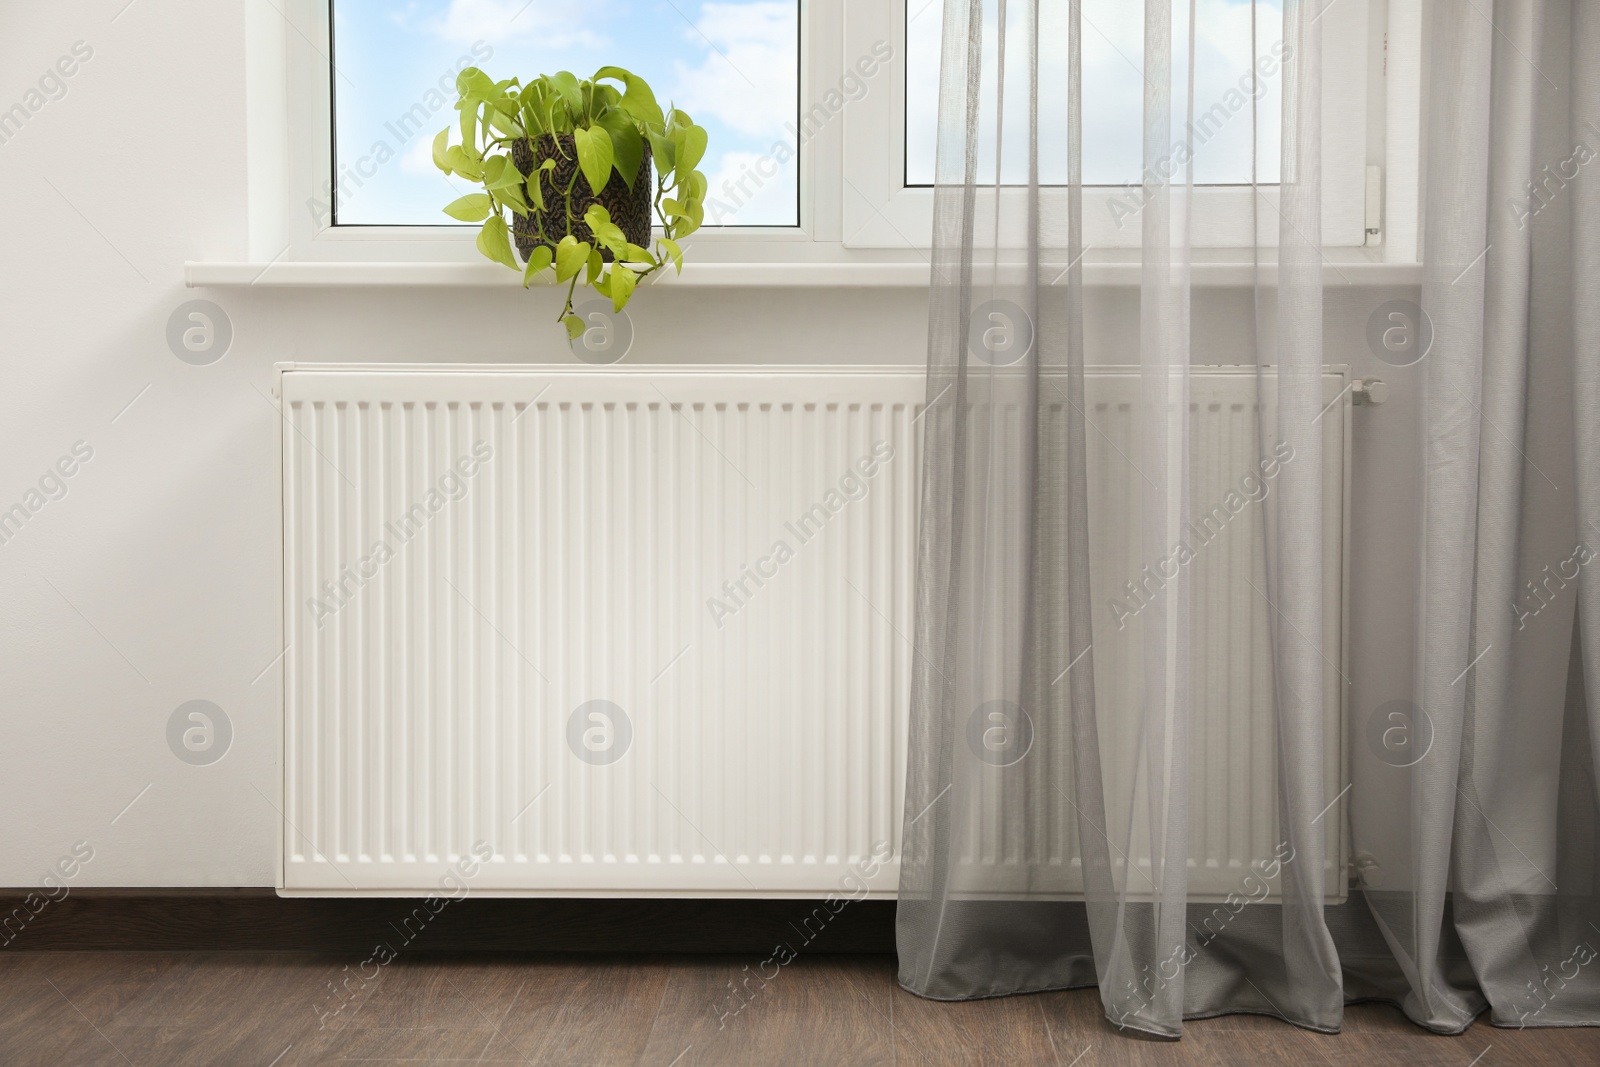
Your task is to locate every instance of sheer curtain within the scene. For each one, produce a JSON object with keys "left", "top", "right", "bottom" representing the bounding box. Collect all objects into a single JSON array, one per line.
[{"left": 897, "top": 0, "right": 1600, "bottom": 1038}]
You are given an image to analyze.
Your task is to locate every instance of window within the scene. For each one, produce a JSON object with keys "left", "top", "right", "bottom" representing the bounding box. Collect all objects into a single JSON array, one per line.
[
  {"left": 903, "top": 0, "right": 1286, "bottom": 187},
  {"left": 329, "top": 0, "right": 800, "bottom": 227},
  {"left": 256, "top": 0, "right": 1391, "bottom": 273},
  {"left": 842, "top": 0, "right": 1366, "bottom": 250}
]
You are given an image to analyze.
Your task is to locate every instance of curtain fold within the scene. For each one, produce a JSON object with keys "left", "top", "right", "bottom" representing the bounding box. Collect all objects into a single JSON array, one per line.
[{"left": 896, "top": 0, "right": 1600, "bottom": 1037}]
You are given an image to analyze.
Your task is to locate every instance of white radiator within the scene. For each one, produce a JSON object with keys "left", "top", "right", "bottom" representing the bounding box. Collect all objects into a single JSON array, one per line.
[{"left": 276, "top": 365, "right": 1346, "bottom": 899}]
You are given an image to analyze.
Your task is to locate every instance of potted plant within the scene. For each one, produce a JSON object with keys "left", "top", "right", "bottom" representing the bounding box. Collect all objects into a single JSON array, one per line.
[{"left": 433, "top": 66, "right": 709, "bottom": 338}]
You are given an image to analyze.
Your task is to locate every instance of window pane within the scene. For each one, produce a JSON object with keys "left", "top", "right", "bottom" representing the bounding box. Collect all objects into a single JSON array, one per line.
[
  {"left": 331, "top": 1, "right": 800, "bottom": 225},
  {"left": 905, "top": 0, "right": 1284, "bottom": 186}
]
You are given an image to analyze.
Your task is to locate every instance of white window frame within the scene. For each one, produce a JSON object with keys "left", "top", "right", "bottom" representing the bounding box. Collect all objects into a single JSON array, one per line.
[
  {"left": 217, "top": 0, "right": 1412, "bottom": 284},
  {"left": 269, "top": 0, "right": 834, "bottom": 268},
  {"left": 840, "top": 0, "right": 1374, "bottom": 250}
]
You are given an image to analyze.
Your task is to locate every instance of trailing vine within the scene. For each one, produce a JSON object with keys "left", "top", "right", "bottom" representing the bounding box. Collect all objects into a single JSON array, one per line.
[{"left": 434, "top": 66, "right": 708, "bottom": 337}]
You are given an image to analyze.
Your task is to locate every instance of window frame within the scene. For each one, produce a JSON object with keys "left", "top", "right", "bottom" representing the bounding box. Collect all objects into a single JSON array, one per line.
[
  {"left": 242, "top": 0, "right": 1400, "bottom": 277},
  {"left": 279, "top": 0, "right": 832, "bottom": 266},
  {"left": 840, "top": 0, "right": 1375, "bottom": 251}
]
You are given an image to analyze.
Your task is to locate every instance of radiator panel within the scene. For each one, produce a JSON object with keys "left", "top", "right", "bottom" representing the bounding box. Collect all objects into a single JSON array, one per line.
[
  {"left": 281, "top": 370, "right": 920, "bottom": 895},
  {"left": 278, "top": 366, "right": 1346, "bottom": 899}
]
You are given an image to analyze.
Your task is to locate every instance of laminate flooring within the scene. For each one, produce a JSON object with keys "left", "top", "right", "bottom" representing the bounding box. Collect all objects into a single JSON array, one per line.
[{"left": 1, "top": 952, "right": 1594, "bottom": 1066}]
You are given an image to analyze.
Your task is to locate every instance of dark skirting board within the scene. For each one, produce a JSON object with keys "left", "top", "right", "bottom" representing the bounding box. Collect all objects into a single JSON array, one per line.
[{"left": 0, "top": 890, "right": 898, "bottom": 954}]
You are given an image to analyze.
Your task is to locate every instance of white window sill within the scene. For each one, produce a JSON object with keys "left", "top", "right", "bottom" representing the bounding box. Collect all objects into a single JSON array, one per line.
[{"left": 185, "top": 254, "right": 1420, "bottom": 289}]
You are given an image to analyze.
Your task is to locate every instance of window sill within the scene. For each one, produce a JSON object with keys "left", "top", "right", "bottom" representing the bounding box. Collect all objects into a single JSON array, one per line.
[{"left": 186, "top": 256, "right": 1422, "bottom": 290}]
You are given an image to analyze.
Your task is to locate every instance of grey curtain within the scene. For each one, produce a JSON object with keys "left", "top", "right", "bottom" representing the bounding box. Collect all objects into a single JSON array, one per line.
[{"left": 897, "top": 0, "right": 1600, "bottom": 1038}]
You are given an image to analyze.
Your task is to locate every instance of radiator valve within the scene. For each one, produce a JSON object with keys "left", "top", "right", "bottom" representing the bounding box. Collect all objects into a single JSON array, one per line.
[
  {"left": 1352, "top": 378, "right": 1389, "bottom": 405},
  {"left": 1349, "top": 851, "right": 1383, "bottom": 887}
]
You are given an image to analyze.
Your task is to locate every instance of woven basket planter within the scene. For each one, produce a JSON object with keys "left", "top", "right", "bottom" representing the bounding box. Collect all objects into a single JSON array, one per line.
[{"left": 512, "top": 133, "right": 653, "bottom": 263}]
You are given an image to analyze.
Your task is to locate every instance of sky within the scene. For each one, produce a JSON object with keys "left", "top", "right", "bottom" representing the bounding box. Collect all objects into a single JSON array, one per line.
[{"left": 331, "top": 1, "right": 1283, "bottom": 228}]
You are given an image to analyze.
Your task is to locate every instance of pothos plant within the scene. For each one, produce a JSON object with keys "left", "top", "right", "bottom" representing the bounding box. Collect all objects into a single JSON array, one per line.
[{"left": 433, "top": 66, "right": 709, "bottom": 339}]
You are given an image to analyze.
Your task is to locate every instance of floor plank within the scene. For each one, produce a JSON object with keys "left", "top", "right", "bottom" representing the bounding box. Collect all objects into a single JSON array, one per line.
[
  {"left": 479, "top": 957, "right": 673, "bottom": 1065},
  {"left": 0, "top": 952, "right": 181, "bottom": 1064},
  {"left": 95, "top": 952, "right": 332, "bottom": 1066},
  {"left": 313, "top": 954, "right": 526, "bottom": 1032},
  {"left": 0, "top": 951, "right": 1595, "bottom": 1066},
  {"left": 285, "top": 1025, "right": 502, "bottom": 1065},
  {"left": 889, "top": 983, "right": 1061, "bottom": 1065},
  {"left": 638, "top": 956, "right": 896, "bottom": 1066},
  {"left": 1037, "top": 986, "right": 1225, "bottom": 1067}
]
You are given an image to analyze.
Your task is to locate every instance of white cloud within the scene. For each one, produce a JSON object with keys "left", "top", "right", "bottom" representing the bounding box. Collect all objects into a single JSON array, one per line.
[
  {"left": 669, "top": 2, "right": 797, "bottom": 137},
  {"left": 420, "top": 0, "right": 605, "bottom": 48}
]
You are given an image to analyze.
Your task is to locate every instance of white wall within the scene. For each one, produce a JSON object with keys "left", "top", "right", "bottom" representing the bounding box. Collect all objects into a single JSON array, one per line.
[
  {"left": 1, "top": 1, "right": 1570, "bottom": 892},
  {"left": 0, "top": 0, "right": 932, "bottom": 888}
]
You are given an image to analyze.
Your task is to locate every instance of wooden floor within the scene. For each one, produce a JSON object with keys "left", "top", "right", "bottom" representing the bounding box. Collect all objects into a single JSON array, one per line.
[{"left": 1, "top": 952, "right": 1595, "bottom": 1066}]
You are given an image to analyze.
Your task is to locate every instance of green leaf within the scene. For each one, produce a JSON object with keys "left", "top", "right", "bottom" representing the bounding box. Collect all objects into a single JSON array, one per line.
[
  {"left": 456, "top": 67, "right": 494, "bottom": 96},
  {"left": 525, "top": 157, "right": 557, "bottom": 212},
  {"left": 519, "top": 83, "right": 552, "bottom": 136},
  {"left": 595, "top": 109, "right": 644, "bottom": 189},
  {"left": 573, "top": 126, "right": 615, "bottom": 194},
  {"left": 445, "top": 145, "right": 483, "bottom": 181},
  {"left": 606, "top": 264, "right": 637, "bottom": 313},
  {"left": 586, "top": 248, "right": 603, "bottom": 284},
  {"left": 496, "top": 179, "right": 529, "bottom": 216},
  {"left": 622, "top": 243, "right": 655, "bottom": 266},
  {"left": 672, "top": 199, "right": 702, "bottom": 240},
  {"left": 583, "top": 204, "right": 629, "bottom": 259},
  {"left": 563, "top": 314, "right": 586, "bottom": 340},
  {"left": 595, "top": 65, "right": 664, "bottom": 126},
  {"left": 432, "top": 128, "right": 451, "bottom": 173},
  {"left": 522, "top": 243, "right": 554, "bottom": 287},
  {"left": 484, "top": 155, "right": 524, "bottom": 190},
  {"left": 645, "top": 128, "right": 675, "bottom": 173},
  {"left": 671, "top": 124, "right": 708, "bottom": 174},
  {"left": 597, "top": 227, "right": 630, "bottom": 259},
  {"left": 658, "top": 237, "right": 684, "bottom": 274},
  {"left": 460, "top": 101, "right": 479, "bottom": 158},
  {"left": 476, "top": 215, "right": 518, "bottom": 270},
  {"left": 443, "top": 193, "right": 493, "bottom": 222},
  {"left": 549, "top": 71, "right": 583, "bottom": 113},
  {"left": 487, "top": 105, "right": 520, "bottom": 138},
  {"left": 555, "top": 236, "right": 591, "bottom": 282}
]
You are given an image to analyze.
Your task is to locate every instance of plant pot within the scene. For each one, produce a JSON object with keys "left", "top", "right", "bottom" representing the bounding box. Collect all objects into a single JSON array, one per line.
[{"left": 512, "top": 133, "right": 653, "bottom": 263}]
